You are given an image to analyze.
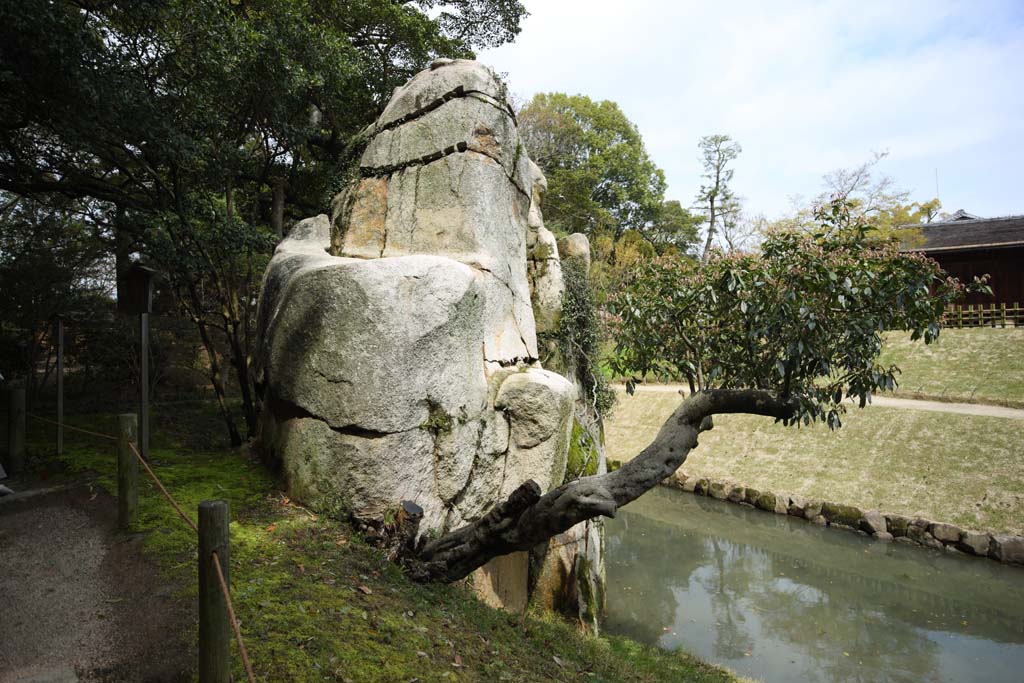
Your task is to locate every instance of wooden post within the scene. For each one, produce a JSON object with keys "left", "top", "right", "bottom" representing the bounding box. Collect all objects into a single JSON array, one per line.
[
  {"left": 199, "top": 500, "right": 231, "bottom": 683},
  {"left": 1001, "top": 303, "right": 1007, "bottom": 328},
  {"left": 6, "top": 386, "right": 25, "bottom": 475},
  {"left": 55, "top": 317, "right": 64, "bottom": 455},
  {"left": 139, "top": 312, "right": 150, "bottom": 461},
  {"left": 116, "top": 414, "right": 138, "bottom": 529},
  {"left": 957, "top": 305, "right": 963, "bottom": 328}
]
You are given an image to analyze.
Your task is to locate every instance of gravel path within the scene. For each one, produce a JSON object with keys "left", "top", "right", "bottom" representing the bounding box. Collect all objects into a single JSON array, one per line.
[
  {"left": 0, "top": 484, "right": 191, "bottom": 683},
  {"left": 623, "top": 384, "right": 1024, "bottom": 420}
]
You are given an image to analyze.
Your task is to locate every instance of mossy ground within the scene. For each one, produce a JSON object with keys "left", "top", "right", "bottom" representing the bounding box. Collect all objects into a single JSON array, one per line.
[{"left": 15, "top": 403, "right": 742, "bottom": 683}]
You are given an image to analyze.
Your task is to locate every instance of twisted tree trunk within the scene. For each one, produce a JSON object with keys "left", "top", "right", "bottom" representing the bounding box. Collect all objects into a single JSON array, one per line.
[{"left": 404, "top": 388, "right": 796, "bottom": 582}]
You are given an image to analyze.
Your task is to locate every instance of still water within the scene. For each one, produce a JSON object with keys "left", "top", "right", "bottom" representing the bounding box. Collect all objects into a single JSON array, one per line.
[{"left": 605, "top": 486, "right": 1024, "bottom": 683}]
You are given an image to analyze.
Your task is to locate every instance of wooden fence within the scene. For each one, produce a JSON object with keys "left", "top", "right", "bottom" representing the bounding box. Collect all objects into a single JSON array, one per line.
[{"left": 944, "top": 303, "right": 1023, "bottom": 328}]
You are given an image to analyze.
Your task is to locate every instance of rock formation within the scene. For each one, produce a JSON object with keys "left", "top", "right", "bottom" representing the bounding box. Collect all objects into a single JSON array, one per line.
[{"left": 255, "top": 59, "right": 605, "bottom": 620}]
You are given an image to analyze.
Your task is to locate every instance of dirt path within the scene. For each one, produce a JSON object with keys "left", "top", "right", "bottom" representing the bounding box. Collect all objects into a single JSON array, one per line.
[
  {"left": 623, "top": 384, "right": 1024, "bottom": 420},
  {"left": 0, "top": 484, "right": 192, "bottom": 683}
]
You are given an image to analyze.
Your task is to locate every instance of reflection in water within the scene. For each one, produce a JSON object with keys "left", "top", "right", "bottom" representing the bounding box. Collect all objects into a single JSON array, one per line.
[{"left": 605, "top": 487, "right": 1024, "bottom": 683}]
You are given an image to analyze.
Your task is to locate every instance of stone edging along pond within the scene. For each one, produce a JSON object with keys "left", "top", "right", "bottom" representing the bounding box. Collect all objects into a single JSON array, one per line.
[{"left": 608, "top": 461, "right": 1024, "bottom": 567}]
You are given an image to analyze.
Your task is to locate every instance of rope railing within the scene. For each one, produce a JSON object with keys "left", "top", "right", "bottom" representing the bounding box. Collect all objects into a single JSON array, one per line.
[
  {"left": 212, "top": 549, "right": 256, "bottom": 682},
  {"left": 27, "top": 413, "right": 117, "bottom": 442},
  {"left": 24, "top": 412, "right": 255, "bottom": 683},
  {"left": 126, "top": 440, "right": 199, "bottom": 534}
]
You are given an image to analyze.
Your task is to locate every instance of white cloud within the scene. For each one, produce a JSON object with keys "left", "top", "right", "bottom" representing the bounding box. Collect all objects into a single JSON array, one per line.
[{"left": 479, "top": 0, "right": 1024, "bottom": 218}]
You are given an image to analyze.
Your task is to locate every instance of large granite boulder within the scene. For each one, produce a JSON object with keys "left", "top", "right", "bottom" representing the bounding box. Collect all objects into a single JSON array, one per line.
[
  {"left": 255, "top": 60, "right": 576, "bottom": 556},
  {"left": 255, "top": 59, "right": 611, "bottom": 621}
]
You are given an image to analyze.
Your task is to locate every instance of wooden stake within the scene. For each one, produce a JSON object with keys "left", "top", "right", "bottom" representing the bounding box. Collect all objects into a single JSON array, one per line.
[
  {"left": 199, "top": 500, "right": 231, "bottom": 683},
  {"left": 116, "top": 413, "right": 138, "bottom": 529}
]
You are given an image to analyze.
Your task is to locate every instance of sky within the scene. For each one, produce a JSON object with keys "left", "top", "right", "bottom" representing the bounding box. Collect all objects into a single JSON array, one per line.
[{"left": 477, "top": 0, "right": 1024, "bottom": 221}]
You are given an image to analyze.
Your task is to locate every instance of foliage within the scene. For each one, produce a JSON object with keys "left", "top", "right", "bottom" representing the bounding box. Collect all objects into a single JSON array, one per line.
[
  {"left": 609, "top": 199, "right": 989, "bottom": 429},
  {"left": 557, "top": 258, "right": 616, "bottom": 418},
  {"left": 0, "top": 0, "right": 527, "bottom": 442},
  {"left": 648, "top": 200, "right": 703, "bottom": 255},
  {"left": 694, "top": 135, "right": 743, "bottom": 261},
  {"left": 0, "top": 193, "right": 111, "bottom": 397},
  {"left": 518, "top": 92, "right": 667, "bottom": 244}
]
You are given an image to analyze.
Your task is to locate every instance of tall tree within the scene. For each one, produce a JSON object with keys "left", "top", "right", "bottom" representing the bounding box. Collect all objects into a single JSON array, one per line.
[
  {"left": 694, "top": 134, "right": 742, "bottom": 262},
  {"left": 0, "top": 192, "right": 111, "bottom": 401},
  {"left": 648, "top": 200, "right": 702, "bottom": 255},
  {"left": 518, "top": 93, "right": 667, "bottom": 246},
  {"left": 0, "top": 0, "right": 527, "bottom": 443}
]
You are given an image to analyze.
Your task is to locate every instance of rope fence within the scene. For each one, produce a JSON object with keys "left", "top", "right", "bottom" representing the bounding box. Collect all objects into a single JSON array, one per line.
[
  {"left": 22, "top": 410, "right": 255, "bottom": 683},
  {"left": 26, "top": 412, "right": 117, "bottom": 443}
]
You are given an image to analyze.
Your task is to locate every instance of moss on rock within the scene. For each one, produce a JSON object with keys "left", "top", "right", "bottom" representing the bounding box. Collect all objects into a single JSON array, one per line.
[
  {"left": 822, "top": 502, "right": 863, "bottom": 528},
  {"left": 563, "top": 418, "right": 599, "bottom": 483},
  {"left": 755, "top": 492, "right": 777, "bottom": 512}
]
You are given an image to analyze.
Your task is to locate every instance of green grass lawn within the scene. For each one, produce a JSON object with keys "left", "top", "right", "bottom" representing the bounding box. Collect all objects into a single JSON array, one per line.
[
  {"left": 606, "top": 387, "right": 1024, "bottom": 535},
  {"left": 871, "top": 327, "right": 1023, "bottom": 406},
  {"left": 13, "top": 406, "right": 744, "bottom": 683}
]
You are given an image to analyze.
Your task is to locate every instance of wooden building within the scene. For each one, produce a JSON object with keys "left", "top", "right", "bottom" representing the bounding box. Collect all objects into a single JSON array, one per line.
[{"left": 903, "top": 211, "right": 1024, "bottom": 306}]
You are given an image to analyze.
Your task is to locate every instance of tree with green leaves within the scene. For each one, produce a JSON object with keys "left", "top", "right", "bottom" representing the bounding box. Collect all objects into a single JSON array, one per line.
[
  {"left": 695, "top": 134, "right": 743, "bottom": 261},
  {"left": 402, "top": 199, "right": 986, "bottom": 581},
  {"left": 0, "top": 193, "right": 111, "bottom": 401},
  {"left": 0, "top": 0, "right": 527, "bottom": 443},
  {"left": 518, "top": 92, "right": 667, "bottom": 247},
  {"left": 648, "top": 200, "right": 703, "bottom": 255}
]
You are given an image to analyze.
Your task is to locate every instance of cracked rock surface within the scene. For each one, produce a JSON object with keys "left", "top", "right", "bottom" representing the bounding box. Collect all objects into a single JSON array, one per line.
[{"left": 254, "top": 60, "right": 575, "bottom": 539}]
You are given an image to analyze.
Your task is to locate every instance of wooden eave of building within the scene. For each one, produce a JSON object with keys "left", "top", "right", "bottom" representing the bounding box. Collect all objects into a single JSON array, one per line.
[{"left": 901, "top": 214, "right": 1024, "bottom": 254}]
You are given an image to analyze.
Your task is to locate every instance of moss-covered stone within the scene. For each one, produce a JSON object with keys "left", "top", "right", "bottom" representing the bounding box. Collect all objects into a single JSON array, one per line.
[
  {"left": 563, "top": 418, "right": 599, "bottom": 483},
  {"left": 821, "top": 501, "right": 863, "bottom": 527},
  {"left": 755, "top": 492, "right": 777, "bottom": 512},
  {"left": 420, "top": 400, "right": 453, "bottom": 435}
]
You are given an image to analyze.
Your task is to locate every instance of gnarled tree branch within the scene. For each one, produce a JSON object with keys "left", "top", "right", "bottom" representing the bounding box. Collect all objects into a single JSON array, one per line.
[{"left": 404, "top": 388, "right": 796, "bottom": 582}]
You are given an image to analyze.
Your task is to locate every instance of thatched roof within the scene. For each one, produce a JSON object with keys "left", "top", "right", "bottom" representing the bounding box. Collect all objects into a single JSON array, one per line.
[{"left": 903, "top": 214, "right": 1024, "bottom": 253}]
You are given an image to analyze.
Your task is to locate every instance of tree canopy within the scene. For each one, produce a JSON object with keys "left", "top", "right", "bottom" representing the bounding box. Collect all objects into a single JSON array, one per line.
[
  {"left": 518, "top": 92, "right": 667, "bottom": 245},
  {"left": 648, "top": 199, "right": 703, "bottom": 255},
  {"left": 0, "top": 0, "right": 527, "bottom": 442},
  {"left": 608, "top": 199, "right": 988, "bottom": 427},
  {"left": 694, "top": 134, "right": 743, "bottom": 261}
]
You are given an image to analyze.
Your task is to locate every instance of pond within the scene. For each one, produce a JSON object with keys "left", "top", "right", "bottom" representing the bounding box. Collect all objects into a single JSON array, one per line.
[{"left": 605, "top": 486, "right": 1024, "bottom": 683}]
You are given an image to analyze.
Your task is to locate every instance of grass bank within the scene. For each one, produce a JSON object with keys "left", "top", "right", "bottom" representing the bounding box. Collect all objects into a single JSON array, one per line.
[
  {"left": 15, "top": 406, "right": 743, "bottom": 683},
  {"left": 878, "top": 327, "right": 1024, "bottom": 407},
  {"left": 606, "top": 387, "right": 1024, "bottom": 535}
]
